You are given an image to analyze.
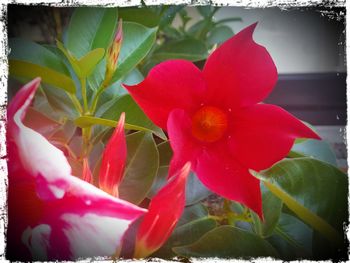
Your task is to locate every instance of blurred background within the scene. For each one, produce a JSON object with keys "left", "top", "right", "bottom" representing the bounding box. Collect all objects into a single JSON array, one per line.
[{"left": 7, "top": 5, "right": 346, "bottom": 168}]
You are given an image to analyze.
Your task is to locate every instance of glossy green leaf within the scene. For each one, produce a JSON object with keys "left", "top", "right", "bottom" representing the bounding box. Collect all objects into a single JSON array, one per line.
[
  {"left": 207, "top": 25, "right": 234, "bottom": 46},
  {"left": 152, "top": 38, "right": 208, "bottom": 61},
  {"left": 159, "top": 6, "right": 184, "bottom": 28},
  {"left": 78, "top": 48, "right": 105, "bottom": 77},
  {"left": 196, "top": 6, "right": 212, "bottom": 18},
  {"left": 56, "top": 40, "right": 81, "bottom": 76},
  {"left": 119, "top": 7, "right": 160, "bottom": 27},
  {"left": 57, "top": 40, "right": 105, "bottom": 78},
  {"left": 98, "top": 94, "right": 166, "bottom": 140},
  {"left": 153, "top": 218, "right": 217, "bottom": 258},
  {"left": 251, "top": 184, "right": 283, "bottom": 238},
  {"left": 65, "top": 7, "right": 118, "bottom": 59},
  {"left": 118, "top": 131, "right": 159, "bottom": 204},
  {"left": 111, "top": 22, "right": 157, "bottom": 82},
  {"left": 188, "top": 20, "right": 213, "bottom": 39},
  {"left": 162, "top": 26, "right": 183, "bottom": 39},
  {"left": 268, "top": 213, "right": 313, "bottom": 260},
  {"left": 9, "top": 38, "right": 70, "bottom": 75},
  {"left": 148, "top": 141, "right": 211, "bottom": 205},
  {"left": 255, "top": 158, "right": 347, "bottom": 247},
  {"left": 173, "top": 226, "right": 279, "bottom": 258},
  {"left": 40, "top": 85, "right": 78, "bottom": 118},
  {"left": 290, "top": 139, "right": 338, "bottom": 166},
  {"left": 9, "top": 60, "right": 76, "bottom": 94}
]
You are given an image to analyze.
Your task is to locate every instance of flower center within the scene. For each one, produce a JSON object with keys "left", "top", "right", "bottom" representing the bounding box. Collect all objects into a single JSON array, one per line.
[{"left": 191, "top": 106, "right": 228, "bottom": 143}]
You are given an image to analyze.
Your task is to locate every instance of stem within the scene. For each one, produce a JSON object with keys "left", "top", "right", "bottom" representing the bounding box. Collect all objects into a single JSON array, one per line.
[
  {"left": 80, "top": 78, "right": 88, "bottom": 113},
  {"left": 90, "top": 87, "right": 104, "bottom": 114},
  {"left": 264, "top": 181, "right": 343, "bottom": 246},
  {"left": 67, "top": 93, "right": 83, "bottom": 115},
  {"left": 81, "top": 126, "right": 92, "bottom": 159},
  {"left": 215, "top": 17, "right": 242, "bottom": 25}
]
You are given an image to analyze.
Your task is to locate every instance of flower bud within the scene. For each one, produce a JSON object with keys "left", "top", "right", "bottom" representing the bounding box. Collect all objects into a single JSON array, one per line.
[
  {"left": 134, "top": 162, "right": 191, "bottom": 258},
  {"left": 104, "top": 19, "right": 123, "bottom": 87},
  {"left": 99, "top": 112, "right": 126, "bottom": 197}
]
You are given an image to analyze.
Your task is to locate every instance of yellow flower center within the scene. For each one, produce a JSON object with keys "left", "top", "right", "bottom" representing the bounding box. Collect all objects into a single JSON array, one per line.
[{"left": 191, "top": 106, "right": 228, "bottom": 143}]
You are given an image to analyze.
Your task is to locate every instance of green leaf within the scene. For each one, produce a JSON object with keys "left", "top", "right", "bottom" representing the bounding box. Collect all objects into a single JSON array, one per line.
[
  {"left": 119, "top": 7, "right": 160, "bottom": 27},
  {"left": 196, "top": 6, "right": 212, "bottom": 18},
  {"left": 159, "top": 6, "right": 184, "bottom": 28},
  {"left": 9, "top": 60, "right": 76, "bottom": 94},
  {"left": 290, "top": 139, "right": 338, "bottom": 166},
  {"left": 111, "top": 22, "right": 157, "bottom": 82},
  {"left": 65, "top": 7, "right": 118, "bottom": 59},
  {"left": 148, "top": 141, "right": 211, "bottom": 205},
  {"left": 98, "top": 94, "right": 166, "bottom": 140},
  {"left": 187, "top": 20, "right": 213, "bottom": 39},
  {"left": 268, "top": 213, "right": 313, "bottom": 260},
  {"left": 40, "top": 85, "right": 78, "bottom": 118},
  {"left": 57, "top": 40, "right": 105, "bottom": 78},
  {"left": 207, "top": 25, "right": 234, "bottom": 46},
  {"left": 78, "top": 48, "right": 105, "bottom": 77},
  {"left": 152, "top": 38, "right": 208, "bottom": 61},
  {"left": 173, "top": 226, "right": 279, "bottom": 258},
  {"left": 56, "top": 40, "right": 81, "bottom": 76},
  {"left": 251, "top": 184, "right": 283, "bottom": 238},
  {"left": 153, "top": 218, "right": 217, "bottom": 258},
  {"left": 256, "top": 158, "right": 347, "bottom": 248},
  {"left": 118, "top": 131, "right": 159, "bottom": 204},
  {"left": 9, "top": 38, "right": 70, "bottom": 75}
]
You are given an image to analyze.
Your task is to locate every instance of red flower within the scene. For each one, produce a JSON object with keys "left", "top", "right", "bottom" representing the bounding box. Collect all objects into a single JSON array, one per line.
[
  {"left": 7, "top": 78, "right": 146, "bottom": 260},
  {"left": 134, "top": 162, "right": 191, "bottom": 258},
  {"left": 124, "top": 23, "right": 320, "bottom": 218}
]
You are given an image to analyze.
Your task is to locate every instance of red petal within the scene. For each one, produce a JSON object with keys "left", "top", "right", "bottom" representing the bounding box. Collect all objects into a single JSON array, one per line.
[
  {"left": 124, "top": 60, "right": 206, "bottom": 129},
  {"left": 134, "top": 162, "right": 191, "bottom": 258},
  {"left": 7, "top": 78, "right": 41, "bottom": 124},
  {"left": 167, "top": 109, "right": 201, "bottom": 178},
  {"left": 82, "top": 158, "right": 93, "bottom": 184},
  {"left": 202, "top": 23, "right": 278, "bottom": 109},
  {"left": 99, "top": 112, "right": 127, "bottom": 197},
  {"left": 195, "top": 143, "right": 263, "bottom": 218},
  {"left": 229, "top": 104, "right": 321, "bottom": 171}
]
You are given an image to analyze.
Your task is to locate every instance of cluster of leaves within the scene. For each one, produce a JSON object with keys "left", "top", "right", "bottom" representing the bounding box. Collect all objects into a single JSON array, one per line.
[
  {"left": 118, "top": 6, "right": 239, "bottom": 73},
  {"left": 8, "top": 6, "right": 347, "bottom": 260}
]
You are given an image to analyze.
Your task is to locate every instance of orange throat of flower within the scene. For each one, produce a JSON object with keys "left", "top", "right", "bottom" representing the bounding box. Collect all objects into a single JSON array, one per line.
[{"left": 191, "top": 106, "right": 228, "bottom": 143}]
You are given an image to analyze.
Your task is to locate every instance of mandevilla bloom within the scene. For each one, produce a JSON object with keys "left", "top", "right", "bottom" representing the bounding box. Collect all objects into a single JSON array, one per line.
[
  {"left": 124, "top": 23, "right": 320, "bottom": 218},
  {"left": 99, "top": 112, "right": 127, "bottom": 197},
  {"left": 7, "top": 78, "right": 146, "bottom": 260},
  {"left": 134, "top": 162, "right": 191, "bottom": 258}
]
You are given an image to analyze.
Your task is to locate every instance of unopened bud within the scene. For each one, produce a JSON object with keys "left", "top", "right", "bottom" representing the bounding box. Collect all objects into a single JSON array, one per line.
[{"left": 104, "top": 19, "right": 123, "bottom": 87}]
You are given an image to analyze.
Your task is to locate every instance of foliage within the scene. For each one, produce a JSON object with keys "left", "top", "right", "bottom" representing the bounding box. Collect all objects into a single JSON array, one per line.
[{"left": 7, "top": 5, "right": 348, "bottom": 261}]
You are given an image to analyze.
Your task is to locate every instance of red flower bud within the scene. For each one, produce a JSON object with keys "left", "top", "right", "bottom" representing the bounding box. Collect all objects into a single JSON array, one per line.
[
  {"left": 99, "top": 112, "right": 127, "bottom": 197},
  {"left": 134, "top": 162, "right": 191, "bottom": 258}
]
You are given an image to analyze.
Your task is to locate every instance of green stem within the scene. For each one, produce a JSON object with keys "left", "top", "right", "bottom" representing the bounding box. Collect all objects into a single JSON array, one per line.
[
  {"left": 80, "top": 78, "right": 88, "bottom": 113},
  {"left": 81, "top": 126, "right": 92, "bottom": 158},
  {"left": 215, "top": 17, "right": 242, "bottom": 25},
  {"left": 67, "top": 93, "right": 83, "bottom": 115},
  {"left": 264, "top": 181, "right": 343, "bottom": 246},
  {"left": 90, "top": 86, "right": 105, "bottom": 114}
]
